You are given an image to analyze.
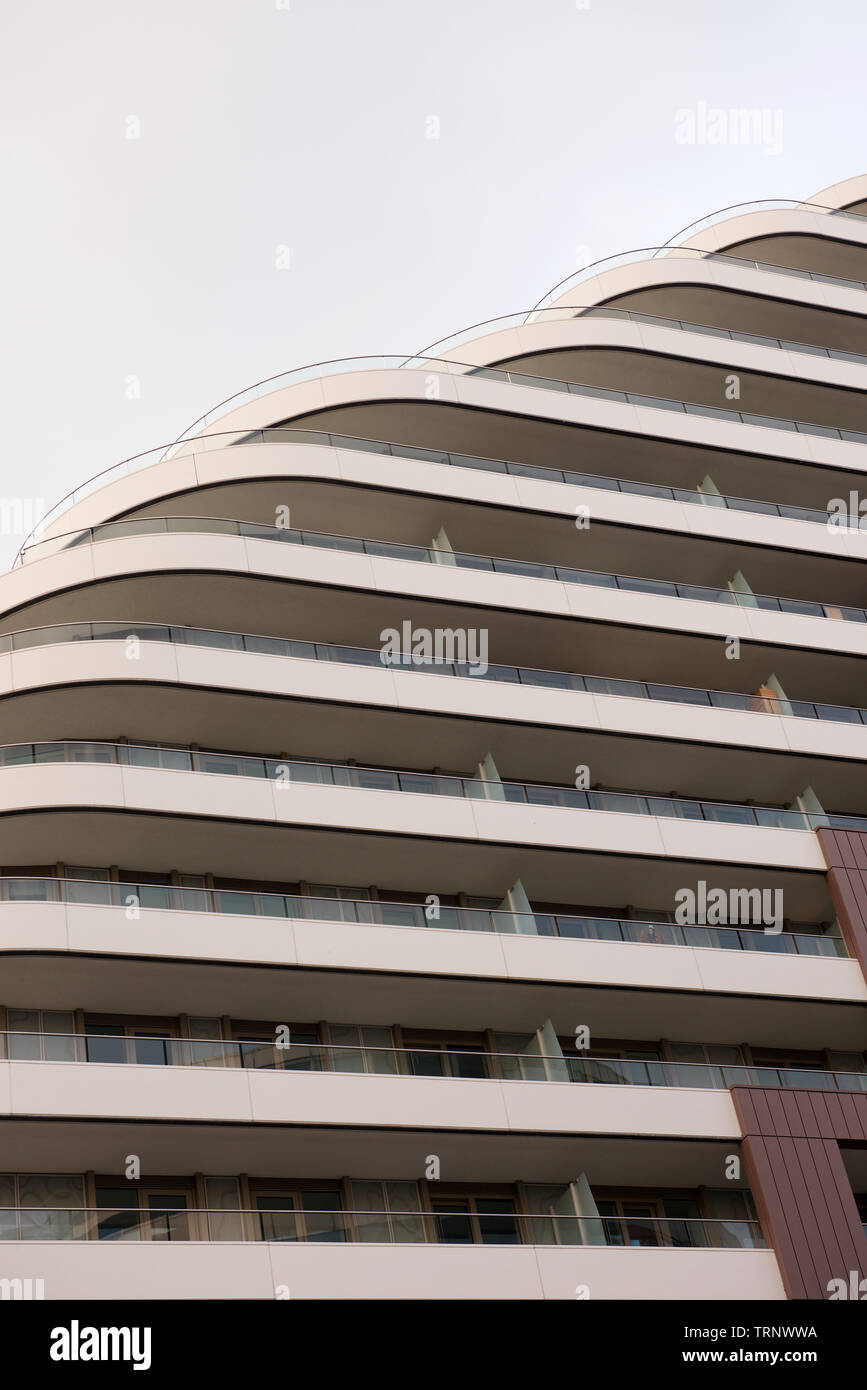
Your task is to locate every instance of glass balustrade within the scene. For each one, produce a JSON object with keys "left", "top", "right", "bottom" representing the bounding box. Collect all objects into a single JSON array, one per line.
[
  {"left": 18, "top": 336, "right": 867, "bottom": 561},
  {"left": 4, "top": 1031, "right": 863, "bottom": 1093},
  {"left": 1, "top": 619, "right": 866, "bottom": 729},
  {"left": 0, "top": 1204, "right": 765, "bottom": 1248},
  {"left": 20, "top": 514, "right": 867, "bottom": 626},
  {"left": 0, "top": 877, "right": 842, "bottom": 957},
  {"left": 0, "top": 738, "right": 862, "bottom": 832}
]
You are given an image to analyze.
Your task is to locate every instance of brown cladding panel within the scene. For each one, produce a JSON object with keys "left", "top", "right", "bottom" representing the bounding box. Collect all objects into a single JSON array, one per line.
[
  {"left": 819, "top": 827, "right": 867, "bottom": 975},
  {"left": 733, "top": 1085, "right": 867, "bottom": 1300},
  {"left": 741, "top": 1134, "right": 808, "bottom": 1300}
]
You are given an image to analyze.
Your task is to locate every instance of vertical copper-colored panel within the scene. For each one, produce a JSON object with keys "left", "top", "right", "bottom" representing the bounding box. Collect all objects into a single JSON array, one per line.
[
  {"left": 733, "top": 1085, "right": 867, "bottom": 1301},
  {"left": 741, "top": 1133, "right": 810, "bottom": 1299},
  {"left": 819, "top": 827, "right": 867, "bottom": 976}
]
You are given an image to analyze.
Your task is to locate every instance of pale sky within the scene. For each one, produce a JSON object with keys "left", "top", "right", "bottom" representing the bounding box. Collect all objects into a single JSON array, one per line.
[{"left": 1, "top": 0, "right": 865, "bottom": 570}]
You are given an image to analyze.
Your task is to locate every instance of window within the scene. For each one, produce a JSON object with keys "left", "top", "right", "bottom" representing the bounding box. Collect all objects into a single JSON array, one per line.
[
  {"left": 1, "top": 872, "right": 56, "bottom": 903},
  {"left": 350, "top": 1181, "right": 424, "bottom": 1242},
  {"left": 204, "top": 1178, "right": 244, "bottom": 1241},
  {"left": 253, "top": 1189, "right": 344, "bottom": 1242},
  {"left": 328, "top": 1024, "right": 397, "bottom": 1074},
  {"left": 750, "top": 1047, "right": 830, "bottom": 1089},
  {"left": 574, "top": 1043, "right": 665, "bottom": 1087},
  {"left": 95, "top": 1185, "right": 140, "bottom": 1241},
  {"left": 6, "top": 1009, "right": 78, "bottom": 1062},
  {"left": 255, "top": 1195, "right": 298, "bottom": 1242},
  {"left": 65, "top": 865, "right": 111, "bottom": 905},
  {"left": 491, "top": 1033, "right": 542, "bottom": 1081},
  {"left": 432, "top": 1196, "right": 519, "bottom": 1245},
  {"left": 236, "top": 1025, "right": 320, "bottom": 1071},
  {"left": 523, "top": 1185, "right": 584, "bottom": 1245},
  {"left": 305, "top": 884, "right": 372, "bottom": 923},
  {"left": 702, "top": 1190, "right": 762, "bottom": 1247},
  {"left": 145, "top": 1193, "right": 189, "bottom": 1242},
  {"left": 374, "top": 892, "right": 429, "bottom": 929},
  {"left": 85, "top": 1025, "right": 128, "bottom": 1066},
  {"left": 84, "top": 1020, "right": 177, "bottom": 1066},
  {"left": 669, "top": 1042, "right": 746, "bottom": 1088},
  {"left": 597, "top": 1197, "right": 703, "bottom": 1248},
  {"left": 175, "top": 874, "right": 209, "bottom": 911},
  {"left": 132, "top": 1033, "right": 172, "bottom": 1066},
  {"left": 828, "top": 1052, "right": 867, "bottom": 1090},
  {"left": 187, "top": 1017, "right": 225, "bottom": 1067},
  {"left": 0, "top": 1174, "right": 85, "bottom": 1240},
  {"left": 94, "top": 1185, "right": 192, "bottom": 1241},
  {"left": 405, "top": 1035, "right": 490, "bottom": 1079}
]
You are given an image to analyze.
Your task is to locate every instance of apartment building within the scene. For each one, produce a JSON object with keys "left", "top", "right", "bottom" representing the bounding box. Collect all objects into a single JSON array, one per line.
[{"left": 0, "top": 174, "right": 866, "bottom": 1300}]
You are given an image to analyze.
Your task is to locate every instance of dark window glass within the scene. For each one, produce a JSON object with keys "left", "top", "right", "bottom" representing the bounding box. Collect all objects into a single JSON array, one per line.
[{"left": 433, "top": 1202, "right": 473, "bottom": 1244}]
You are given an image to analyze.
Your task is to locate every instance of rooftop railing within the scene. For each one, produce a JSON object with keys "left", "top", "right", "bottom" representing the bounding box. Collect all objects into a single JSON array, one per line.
[
  {"left": 20, "top": 513, "right": 867, "bottom": 628},
  {"left": 0, "top": 737, "right": 862, "bottom": 833},
  {"left": 5, "top": 1031, "right": 863, "bottom": 1094},
  {"left": 530, "top": 243, "right": 867, "bottom": 313},
  {"left": 654, "top": 197, "right": 867, "bottom": 252},
  {"left": 3, "top": 618, "right": 867, "bottom": 731},
  {"left": 160, "top": 230, "right": 867, "bottom": 440},
  {"left": 20, "top": 362, "right": 867, "bottom": 562},
  {"left": 0, "top": 1205, "right": 765, "bottom": 1249},
  {"left": 412, "top": 302, "right": 867, "bottom": 368},
  {"left": 0, "top": 876, "right": 840, "bottom": 958},
  {"left": 20, "top": 422, "right": 867, "bottom": 567},
  {"left": 109, "top": 355, "right": 867, "bottom": 463}
]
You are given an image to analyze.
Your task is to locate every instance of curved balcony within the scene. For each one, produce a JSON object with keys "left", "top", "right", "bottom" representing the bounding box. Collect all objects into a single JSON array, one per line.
[
  {"left": 2, "top": 895, "right": 860, "bottom": 1014},
  {"left": 0, "top": 738, "right": 859, "bottom": 834},
  {"left": 657, "top": 198, "right": 867, "bottom": 253},
  {"left": 0, "top": 1204, "right": 764, "bottom": 1250},
  {"left": 532, "top": 244, "right": 867, "bottom": 315},
  {"left": 3, "top": 618, "right": 867, "bottom": 729},
  {"left": 414, "top": 303, "right": 867, "bottom": 369},
  {"left": 0, "top": 877, "right": 845, "bottom": 959},
  {"left": 19, "top": 515, "right": 867, "bottom": 632},
  {"left": 18, "top": 422, "right": 867, "bottom": 570},
  {"left": 460, "top": 362, "right": 867, "bottom": 449},
  {"left": 6, "top": 1031, "right": 865, "bottom": 1096},
  {"left": 0, "top": 1050, "right": 741, "bottom": 1140},
  {"left": 0, "top": 1234, "right": 785, "bottom": 1300}
]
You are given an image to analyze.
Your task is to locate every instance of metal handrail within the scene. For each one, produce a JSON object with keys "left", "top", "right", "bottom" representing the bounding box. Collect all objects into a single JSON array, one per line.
[
  {"left": 19, "top": 512, "right": 867, "bottom": 628},
  {"left": 655, "top": 197, "right": 867, "bottom": 253},
  {"left": 530, "top": 243, "right": 867, "bottom": 314},
  {"left": 410, "top": 302, "right": 867, "bottom": 368},
  {"left": 19, "top": 359, "right": 867, "bottom": 562},
  {"left": 5, "top": 1031, "right": 864, "bottom": 1093},
  {"left": 2, "top": 616, "right": 866, "bottom": 728},
  {"left": 0, "top": 876, "right": 840, "bottom": 958},
  {"left": 0, "top": 737, "right": 860, "bottom": 831},
  {"left": 0, "top": 1205, "right": 767, "bottom": 1248}
]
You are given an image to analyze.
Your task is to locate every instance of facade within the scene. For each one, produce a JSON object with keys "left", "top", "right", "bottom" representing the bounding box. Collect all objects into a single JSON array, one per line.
[{"left": 0, "top": 175, "right": 866, "bottom": 1301}]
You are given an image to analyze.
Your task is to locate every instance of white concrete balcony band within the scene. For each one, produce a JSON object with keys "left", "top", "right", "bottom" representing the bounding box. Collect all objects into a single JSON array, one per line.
[
  {"left": 3, "top": 898, "right": 864, "bottom": 1012},
  {"left": 2, "top": 625, "right": 867, "bottom": 773},
  {"left": 18, "top": 515, "right": 867, "bottom": 632},
  {"left": 4, "top": 533, "right": 866, "bottom": 669},
  {"left": 0, "top": 1241, "right": 786, "bottom": 1301},
  {"left": 0, "top": 739, "right": 853, "bottom": 844}
]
